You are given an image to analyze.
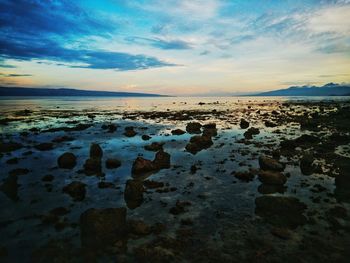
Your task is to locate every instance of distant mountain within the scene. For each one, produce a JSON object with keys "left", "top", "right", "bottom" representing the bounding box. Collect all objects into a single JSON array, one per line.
[
  {"left": 0, "top": 86, "right": 169, "bottom": 97},
  {"left": 254, "top": 83, "right": 350, "bottom": 96}
]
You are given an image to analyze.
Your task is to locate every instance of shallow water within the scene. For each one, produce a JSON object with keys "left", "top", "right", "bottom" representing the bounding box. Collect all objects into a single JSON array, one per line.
[{"left": 0, "top": 96, "right": 350, "bottom": 262}]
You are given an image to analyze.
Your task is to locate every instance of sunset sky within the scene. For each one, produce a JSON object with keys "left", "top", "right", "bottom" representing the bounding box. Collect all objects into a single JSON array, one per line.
[{"left": 0, "top": 0, "right": 350, "bottom": 95}]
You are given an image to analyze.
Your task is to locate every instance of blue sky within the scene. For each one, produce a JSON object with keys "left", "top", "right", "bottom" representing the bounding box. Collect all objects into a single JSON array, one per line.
[{"left": 0, "top": 0, "right": 349, "bottom": 95}]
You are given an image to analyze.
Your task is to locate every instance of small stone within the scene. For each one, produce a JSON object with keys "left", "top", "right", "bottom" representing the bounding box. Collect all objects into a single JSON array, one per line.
[
  {"left": 300, "top": 154, "right": 314, "bottom": 175},
  {"left": 240, "top": 119, "right": 249, "bottom": 129},
  {"left": 144, "top": 142, "right": 164, "bottom": 151},
  {"left": 258, "top": 170, "right": 287, "bottom": 185},
  {"left": 105, "top": 158, "right": 121, "bottom": 169},
  {"left": 124, "top": 126, "right": 137, "bottom": 137},
  {"left": 62, "top": 181, "right": 86, "bottom": 201},
  {"left": 186, "top": 122, "right": 202, "bottom": 134},
  {"left": 259, "top": 156, "right": 284, "bottom": 171},
  {"left": 34, "top": 142, "right": 54, "bottom": 151},
  {"left": 57, "top": 152, "right": 77, "bottom": 169},
  {"left": 171, "top": 129, "right": 186, "bottom": 135},
  {"left": 90, "top": 143, "right": 103, "bottom": 159}
]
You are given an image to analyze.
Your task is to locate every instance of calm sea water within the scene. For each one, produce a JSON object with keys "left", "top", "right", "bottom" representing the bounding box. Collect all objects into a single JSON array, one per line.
[{"left": 0, "top": 96, "right": 349, "bottom": 112}]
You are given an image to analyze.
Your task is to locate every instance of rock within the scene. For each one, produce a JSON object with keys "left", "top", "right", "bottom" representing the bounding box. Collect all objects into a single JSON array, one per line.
[
  {"left": 185, "top": 135, "right": 213, "bottom": 154},
  {"left": 8, "top": 168, "right": 29, "bottom": 176},
  {"left": 124, "top": 180, "right": 144, "bottom": 209},
  {"left": 128, "top": 219, "right": 151, "bottom": 235},
  {"left": 334, "top": 157, "right": 350, "bottom": 202},
  {"left": 265, "top": 120, "right": 277, "bottom": 127},
  {"left": 258, "top": 170, "right": 287, "bottom": 185},
  {"left": 240, "top": 119, "right": 249, "bottom": 129},
  {"left": 144, "top": 142, "right": 164, "bottom": 152},
  {"left": 90, "top": 143, "right": 103, "bottom": 159},
  {"left": 84, "top": 158, "right": 102, "bottom": 175},
  {"left": 143, "top": 180, "right": 164, "bottom": 189},
  {"left": 233, "top": 171, "right": 255, "bottom": 182},
  {"left": 41, "top": 174, "right": 54, "bottom": 182},
  {"left": 171, "top": 129, "right": 186, "bottom": 135},
  {"left": 57, "top": 152, "right": 77, "bottom": 169},
  {"left": 244, "top": 127, "right": 260, "bottom": 139},
  {"left": 124, "top": 126, "right": 137, "bottom": 137},
  {"left": 142, "top": 135, "right": 151, "bottom": 140},
  {"left": 169, "top": 200, "right": 191, "bottom": 215},
  {"left": 101, "top": 123, "right": 117, "bottom": 133},
  {"left": 6, "top": 157, "right": 19, "bottom": 164},
  {"left": 153, "top": 150, "right": 171, "bottom": 169},
  {"left": 80, "top": 207, "right": 127, "bottom": 251},
  {"left": 62, "top": 181, "right": 86, "bottom": 201},
  {"left": 105, "top": 158, "right": 121, "bottom": 169},
  {"left": 258, "top": 184, "right": 286, "bottom": 194},
  {"left": 0, "top": 141, "right": 23, "bottom": 153},
  {"left": 0, "top": 175, "right": 19, "bottom": 201},
  {"left": 270, "top": 227, "right": 291, "bottom": 240},
  {"left": 98, "top": 182, "right": 114, "bottom": 189},
  {"left": 52, "top": 136, "right": 74, "bottom": 143},
  {"left": 300, "top": 154, "right": 314, "bottom": 175},
  {"left": 255, "top": 196, "right": 307, "bottom": 228},
  {"left": 186, "top": 122, "right": 202, "bottom": 134},
  {"left": 202, "top": 123, "right": 217, "bottom": 137},
  {"left": 34, "top": 143, "right": 54, "bottom": 151},
  {"left": 50, "top": 207, "right": 70, "bottom": 216},
  {"left": 132, "top": 157, "right": 156, "bottom": 175},
  {"left": 259, "top": 156, "right": 284, "bottom": 171}
]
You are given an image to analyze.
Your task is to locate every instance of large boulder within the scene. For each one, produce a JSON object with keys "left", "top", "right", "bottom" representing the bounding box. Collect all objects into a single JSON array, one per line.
[
  {"left": 259, "top": 156, "right": 284, "bottom": 171},
  {"left": 186, "top": 122, "right": 202, "bottom": 134},
  {"left": 255, "top": 196, "right": 307, "bottom": 228},
  {"left": 80, "top": 207, "right": 127, "bottom": 251},
  {"left": 57, "top": 152, "right": 77, "bottom": 169}
]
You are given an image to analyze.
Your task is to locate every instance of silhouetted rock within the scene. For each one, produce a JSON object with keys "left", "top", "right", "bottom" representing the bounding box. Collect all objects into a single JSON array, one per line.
[
  {"left": 105, "top": 158, "right": 121, "bottom": 169},
  {"left": 90, "top": 143, "right": 103, "bottom": 159},
  {"left": 84, "top": 158, "right": 102, "bottom": 176},
  {"left": 34, "top": 143, "right": 54, "bottom": 151},
  {"left": 185, "top": 135, "right": 213, "bottom": 154},
  {"left": 144, "top": 142, "right": 164, "bottom": 151},
  {"left": 240, "top": 119, "right": 249, "bottom": 129},
  {"left": 0, "top": 141, "right": 23, "bottom": 153},
  {"left": 258, "top": 170, "right": 287, "bottom": 185},
  {"left": 128, "top": 219, "right": 151, "bottom": 235},
  {"left": 186, "top": 122, "right": 202, "bottom": 134},
  {"left": 300, "top": 154, "right": 314, "bottom": 175},
  {"left": 265, "top": 120, "right": 277, "bottom": 128},
  {"left": 63, "top": 181, "right": 86, "bottom": 201},
  {"left": 259, "top": 156, "right": 284, "bottom": 171},
  {"left": 171, "top": 129, "right": 186, "bottom": 135},
  {"left": 233, "top": 171, "right": 255, "bottom": 182},
  {"left": 244, "top": 127, "right": 260, "bottom": 139},
  {"left": 153, "top": 150, "right": 171, "bottom": 169},
  {"left": 142, "top": 135, "right": 151, "bottom": 140},
  {"left": 132, "top": 157, "right": 156, "bottom": 175},
  {"left": 124, "top": 126, "right": 137, "bottom": 137},
  {"left": 0, "top": 175, "right": 19, "bottom": 201},
  {"left": 124, "top": 179, "right": 144, "bottom": 209},
  {"left": 57, "top": 152, "right": 77, "bottom": 169},
  {"left": 255, "top": 196, "right": 307, "bottom": 228}
]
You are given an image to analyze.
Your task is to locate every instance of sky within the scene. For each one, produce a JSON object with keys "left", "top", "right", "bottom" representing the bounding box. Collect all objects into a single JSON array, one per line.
[{"left": 0, "top": 0, "right": 350, "bottom": 95}]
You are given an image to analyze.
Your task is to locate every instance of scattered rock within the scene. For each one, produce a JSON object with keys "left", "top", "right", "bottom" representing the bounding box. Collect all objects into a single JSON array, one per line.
[
  {"left": 142, "top": 135, "right": 151, "bottom": 140},
  {"left": 52, "top": 136, "right": 74, "bottom": 143},
  {"left": 62, "top": 181, "right": 86, "bottom": 201},
  {"left": 171, "top": 129, "right": 186, "bottom": 135},
  {"left": 233, "top": 171, "right": 255, "bottom": 182},
  {"left": 259, "top": 156, "right": 284, "bottom": 171},
  {"left": 80, "top": 207, "right": 127, "bottom": 251},
  {"left": 153, "top": 150, "right": 171, "bottom": 169},
  {"left": 105, "top": 158, "right": 121, "bottom": 169},
  {"left": 255, "top": 196, "right": 307, "bottom": 228},
  {"left": 42, "top": 174, "right": 54, "bottom": 182},
  {"left": 144, "top": 142, "right": 164, "bottom": 151},
  {"left": 186, "top": 122, "right": 202, "bottom": 134},
  {"left": 132, "top": 157, "right": 156, "bottom": 175},
  {"left": 143, "top": 180, "right": 164, "bottom": 189},
  {"left": 6, "top": 157, "right": 19, "bottom": 164},
  {"left": 124, "top": 126, "right": 137, "bottom": 137},
  {"left": 98, "top": 181, "right": 114, "bottom": 189},
  {"left": 169, "top": 200, "right": 191, "bottom": 215},
  {"left": 34, "top": 142, "right": 54, "bottom": 151},
  {"left": 300, "top": 154, "right": 314, "bottom": 175},
  {"left": 244, "top": 127, "right": 260, "bottom": 139},
  {"left": 265, "top": 120, "right": 277, "bottom": 127},
  {"left": 9, "top": 168, "right": 29, "bottom": 176},
  {"left": 0, "top": 141, "right": 23, "bottom": 153},
  {"left": 185, "top": 135, "right": 213, "bottom": 154},
  {"left": 258, "top": 170, "right": 287, "bottom": 185},
  {"left": 240, "top": 119, "right": 249, "bottom": 129},
  {"left": 124, "top": 179, "right": 144, "bottom": 209},
  {"left": 57, "top": 152, "right": 77, "bottom": 169},
  {"left": 90, "top": 143, "right": 103, "bottom": 159}
]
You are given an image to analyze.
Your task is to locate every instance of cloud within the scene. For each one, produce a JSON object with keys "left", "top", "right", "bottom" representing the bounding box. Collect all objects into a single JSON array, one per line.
[
  {"left": 125, "top": 36, "right": 192, "bottom": 50},
  {"left": 0, "top": 0, "right": 174, "bottom": 70}
]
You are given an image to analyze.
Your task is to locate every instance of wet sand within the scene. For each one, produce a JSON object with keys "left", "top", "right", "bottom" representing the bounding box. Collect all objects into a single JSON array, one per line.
[{"left": 1, "top": 97, "right": 350, "bottom": 263}]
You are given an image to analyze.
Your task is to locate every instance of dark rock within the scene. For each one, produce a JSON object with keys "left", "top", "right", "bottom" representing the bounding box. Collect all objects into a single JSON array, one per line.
[
  {"left": 132, "top": 157, "right": 156, "bottom": 175},
  {"left": 240, "top": 119, "right": 249, "bottom": 129},
  {"left": 244, "top": 127, "right": 260, "bottom": 139},
  {"left": 6, "top": 157, "right": 19, "bottom": 164},
  {"left": 186, "top": 122, "right": 202, "bottom": 134},
  {"left": 90, "top": 143, "right": 103, "bottom": 159},
  {"left": 98, "top": 181, "right": 114, "bottom": 189},
  {"left": 300, "top": 154, "right": 314, "bottom": 175},
  {"left": 128, "top": 219, "right": 151, "bottom": 235},
  {"left": 50, "top": 207, "right": 70, "bottom": 216},
  {"left": 144, "top": 142, "right": 164, "bottom": 152},
  {"left": 143, "top": 180, "right": 164, "bottom": 189},
  {"left": 171, "top": 129, "right": 186, "bottom": 135},
  {"left": 42, "top": 174, "right": 54, "bottom": 182},
  {"left": 153, "top": 150, "right": 171, "bottom": 169},
  {"left": 169, "top": 200, "right": 191, "bottom": 215},
  {"left": 1, "top": 175, "right": 19, "bottom": 201},
  {"left": 255, "top": 196, "right": 307, "bottom": 228},
  {"left": 84, "top": 158, "right": 102, "bottom": 176},
  {"left": 258, "top": 184, "right": 286, "bottom": 194},
  {"left": 265, "top": 120, "right": 277, "bottom": 127},
  {"left": 62, "top": 181, "right": 86, "bottom": 201},
  {"left": 142, "top": 135, "right": 151, "bottom": 140},
  {"left": 270, "top": 227, "right": 291, "bottom": 240},
  {"left": 202, "top": 123, "right": 217, "bottom": 137},
  {"left": 57, "top": 152, "right": 77, "bottom": 169},
  {"left": 233, "top": 171, "right": 255, "bottom": 182},
  {"left": 124, "top": 179, "right": 144, "bottom": 209},
  {"left": 124, "top": 126, "right": 137, "bottom": 137},
  {"left": 258, "top": 170, "right": 287, "bottom": 185},
  {"left": 52, "top": 136, "right": 74, "bottom": 143},
  {"left": 185, "top": 135, "right": 213, "bottom": 154},
  {"left": 9, "top": 168, "right": 29, "bottom": 176},
  {"left": 0, "top": 142, "right": 23, "bottom": 153},
  {"left": 259, "top": 156, "right": 284, "bottom": 171},
  {"left": 80, "top": 207, "right": 127, "bottom": 251},
  {"left": 105, "top": 158, "right": 121, "bottom": 169},
  {"left": 34, "top": 143, "right": 54, "bottom": 151}
]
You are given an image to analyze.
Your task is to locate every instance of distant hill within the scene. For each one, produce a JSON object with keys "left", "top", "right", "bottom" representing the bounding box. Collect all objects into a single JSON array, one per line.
[
  {"left": 254, "top": 83, "right": 350, "bottom": 96},
  {"left": 0, "top": 86, "right": 169, "bottom": 97}
]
